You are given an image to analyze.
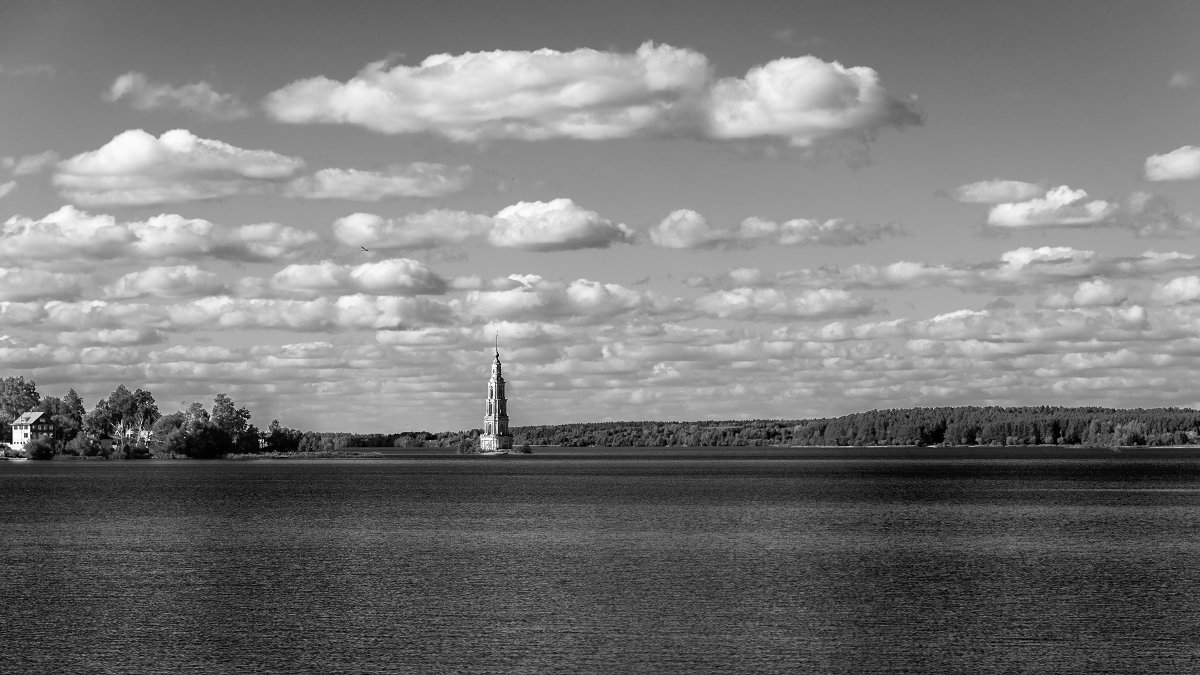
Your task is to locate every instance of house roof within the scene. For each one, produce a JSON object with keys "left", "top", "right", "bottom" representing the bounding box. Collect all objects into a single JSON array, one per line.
[{"left": 12, "top": 411, "right": 47, "bottom": 426}]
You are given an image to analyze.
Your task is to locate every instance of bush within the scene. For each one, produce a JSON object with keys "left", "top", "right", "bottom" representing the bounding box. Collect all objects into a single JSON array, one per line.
[
  {"left": 516, "top": 443, "right": 532, "bottom": 454},
  {"left": 119, "top": 443, "right": 153, "bottom": 460},
  {"left": 64, "top": 435, "right": 93, "bottom": 456},
  {"left": 25, "top": 437, "right": 57, "bottom": 460}
]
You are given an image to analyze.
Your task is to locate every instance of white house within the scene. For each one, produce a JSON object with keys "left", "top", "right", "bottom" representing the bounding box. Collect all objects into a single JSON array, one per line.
[{"left": 11, "top": 411, "right": 55, "bottom": 452}]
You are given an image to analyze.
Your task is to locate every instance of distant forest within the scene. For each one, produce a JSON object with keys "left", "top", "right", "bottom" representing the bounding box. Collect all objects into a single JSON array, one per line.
[{"left": 338, "top": 406, "right": 1200, "bottom": 450}]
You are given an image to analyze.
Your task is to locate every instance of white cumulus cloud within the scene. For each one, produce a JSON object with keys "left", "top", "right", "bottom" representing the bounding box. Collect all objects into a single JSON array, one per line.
[
  {"left": 987, "top": 186, "right": 1118, "bottom": 228},
  {"left": 695, "top": 287, "right": 876, "bottom": 321},
  {"left": 2, "top": 206, "right": 319, "bottom": 262},
  {"left": 490, "top": 199, "right": 633, "bottom": 251},
  {"left": 704, "top": 55, "right": 921, "bottom": 146},
  {"left": 285, "top": 163, "right": 472, "bottom": 200},
  {"left": 0, "top": 268, "right": 84, "bottom": 301},
  {"left": 1144, "top": 146, "right": 1200, "bottom": 182},
  {"left": 649, "top": 209, "right": 732, "bottom": 249},
  {"left": 264, "top": 42, "right": 918, "bottom": 146},
  {"left": 270, "top": 259, "right": 448, "bottom": 296},
  {"left": 1038, "top": 279, "right": 1127, "bottom": 309},
  {"left": 106, "top": 72, "right": 251, "bottom": 120},
  {"left": 947, "top": 179, "right": 1045, "bottom": 204},
  {"left": 54, "top": 129, "right": 306, "bottom": 206},
  {"left": 1152, "top": 276, "right": 1200, "bottom": 305},
  {"left": 463, "top": 275, "right": 668, "bottom": 323},
  {"left": 649, "top": 210, "right": 901, "bottom": 249},
  {"left": 737, "top": 217, "right": 902, "bottom": 246},
  {"left": 103, "top": 265, "right": 229, "bottom": 299},
  {"left": 333, "top": 210, "right": 493, "bottom": 250}
]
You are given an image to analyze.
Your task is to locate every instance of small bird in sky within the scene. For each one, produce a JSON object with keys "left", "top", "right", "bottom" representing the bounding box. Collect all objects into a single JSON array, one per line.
[{"left": 361, "top": 246, "right": 369, "bottom": 251}]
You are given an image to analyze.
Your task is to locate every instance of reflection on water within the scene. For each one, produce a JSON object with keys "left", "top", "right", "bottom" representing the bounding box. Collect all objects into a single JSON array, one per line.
[{"left": 3, "top": 452, "right": 1200, "bottom": 673}]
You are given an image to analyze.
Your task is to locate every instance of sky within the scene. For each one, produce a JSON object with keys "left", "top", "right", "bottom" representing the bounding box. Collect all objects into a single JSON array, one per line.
[{"left": 2, "top": 0, "right": 1200, "bottom": 432}]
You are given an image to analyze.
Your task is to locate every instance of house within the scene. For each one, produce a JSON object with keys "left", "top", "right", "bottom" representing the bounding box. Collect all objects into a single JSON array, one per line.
[{"left": 11, "top": 411, "right": 56, "bottom": 452}]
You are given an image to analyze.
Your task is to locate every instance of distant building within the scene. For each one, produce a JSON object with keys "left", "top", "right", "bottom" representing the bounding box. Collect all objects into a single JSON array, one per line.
[
  {"left": 480, "top": 339, "right": 513, "bottom": 452},
  {"left": 11, "top": 411, "right": 55, "bottom": 451}
]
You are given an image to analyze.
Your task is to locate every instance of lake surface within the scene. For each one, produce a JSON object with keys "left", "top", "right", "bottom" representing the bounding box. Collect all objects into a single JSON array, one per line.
[{"left": 3, "top": 449, "right": 1200, "bottom": 673}]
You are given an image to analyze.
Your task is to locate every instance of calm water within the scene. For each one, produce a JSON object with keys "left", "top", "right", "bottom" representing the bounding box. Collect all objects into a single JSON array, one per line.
[{"left": 3, "top": 450, "right": 1200, "bottom": 673}]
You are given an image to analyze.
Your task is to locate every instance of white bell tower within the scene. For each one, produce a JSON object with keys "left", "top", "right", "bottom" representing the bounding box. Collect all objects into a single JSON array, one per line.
[{"left": 480, "top": 334, "right": 513, "bottom": 451}]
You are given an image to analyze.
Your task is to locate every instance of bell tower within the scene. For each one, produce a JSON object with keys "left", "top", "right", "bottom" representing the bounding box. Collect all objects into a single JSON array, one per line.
[{"left": 480, "top": 334, "right": 513, "bottom": 451}]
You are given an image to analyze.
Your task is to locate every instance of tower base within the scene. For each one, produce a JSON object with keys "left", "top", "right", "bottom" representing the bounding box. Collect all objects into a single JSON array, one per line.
[{"left": 480, "top": 434, "right": 513, "bottom": 451}]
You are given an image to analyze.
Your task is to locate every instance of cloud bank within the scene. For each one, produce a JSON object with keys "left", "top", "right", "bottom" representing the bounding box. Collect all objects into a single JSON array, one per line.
[{"left": 264, "top": 42, "right": 920, "bottom": 146}]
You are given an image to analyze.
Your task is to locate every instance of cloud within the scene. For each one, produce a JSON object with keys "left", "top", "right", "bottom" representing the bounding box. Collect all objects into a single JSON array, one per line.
[
  {"left": 58, "top": 329, "right": 167, "bottom": 347},
  {"left": 269, "top": 259, "right": 448, "bottom": 296},
  {"left": 0, "top": 63, "right": 55, "bottom": 78},
  {"left": 648, "top": 209, "right": 732, "bottom": 249},
  {"left": 694, "top": 287, "right": 876, "bottom": 320},
  {"left": 947, "top": 179, "right": 1044, "bottom": 204},
  {"left": 54, "top": 129, "right": 305, "bottom": 206},
  {"left": 0, "top": 181, "right": 13, "bottom": 199},
  {"left": 1144, "top": 146, "right": 1200, "bottom": 182},
  {"left": 987, "top": 186, "right": 1118, "bottom": 228},
  {"left": 462, "top": 275, "right": 672, "bottom": 323},
  {"left": 737, "top": 217, "right": 903, "bottom": 246},
  {"left": 264, "top": 42, "right": 918, "bottom": 146},
  {"left": 1037, "top": 279, "right": 1127, "bottom": 309},
  {"left": 1168, "top": 71, "right": 1195, "bottom": 89},
  {"left": 103, "top": 266, "right": 230, "bottom": 299},
  {"left": 167, "top": 295, "right": 454, "bottom": 331},
  {"left": 284, "top": 163, "right": 472, "bottom": 200},
  {"left": 8, "top": 151, "right": 60, "bottom": 176},
  {"left": 1152, "top": 276, "right": 1200, "bottom": 305},
  {"left": 650, "top": 209, "right": 901, "bottom": 249},
  {"left": 1119, "top": 192, "right": 1200, "bottom": 238},
  {"left": 2, "top": 206, "right": 319, "bottom": 262},
  {"left": 336, "top": 200, "right": 634, "bottom": 252},
  {"left": 691, "top": 247, "right": 1200, "bottom": 297},
  {"left": 106, "top": 72, "right": 251, "bottom": 120},
  {"left": 0, "top": 268, "right": 84, "bottom": 301},
  {"left": 333, "top": 210, "right": 493, "bottom": 250},
  {"left": 704, "top": 55, "right": 921, "bottom": 146},
  {"left": 0, "top": 295, "right": 456, "bottom": 333},
  {"left": 490, "top": 199, "right": 633, "bottom": 251}
]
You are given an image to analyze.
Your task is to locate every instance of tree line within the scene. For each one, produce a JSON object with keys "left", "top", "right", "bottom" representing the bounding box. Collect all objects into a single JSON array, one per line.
[
  {"left": 507, "top": 406, "right": 1200, "bottom": 448},
  {"left": 0, "top": 376, "right": 274, "bottom": 459},
  {"left": 8, "top": 374, "right": 1200, "bottom": 458}
]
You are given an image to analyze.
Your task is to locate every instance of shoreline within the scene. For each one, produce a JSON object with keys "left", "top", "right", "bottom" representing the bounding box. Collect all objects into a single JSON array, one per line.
[{"left": 11, "top": 444, "right": 1200, "bottom": 463}]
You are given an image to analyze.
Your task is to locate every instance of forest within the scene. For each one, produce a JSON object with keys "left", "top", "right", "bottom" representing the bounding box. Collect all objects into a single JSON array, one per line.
[
  {"left": 503, "top": 406, "right": 1200, "bottom": 448},
  {"left": 334, "top": 406, "right": 1200, "bottom": 449},
  {"left": 6, "top": 374, "right": 1200, "bottom": 459}
]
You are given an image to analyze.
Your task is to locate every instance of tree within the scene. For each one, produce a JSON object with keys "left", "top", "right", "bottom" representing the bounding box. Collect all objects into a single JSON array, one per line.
[
  {"left": 0, "top": 376, "right": 39, "bottom": 423},
  {"left": 0, "top": 376, "right": 40, "bottom": 443},
  {"left": 210, "top": 393, "right": 251, "bottom": 437},
  {"left": 54, "top": 389, "right": 86, "bottom": 441},
  {"left": 234, "top": 424, "right": 262, "bottom": 454},
  {"left": 165, "top": 420, "right": 232, "bottom": 459},
  {"left": 84, "top": 385, "right": 160, "bottom": 443}
]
